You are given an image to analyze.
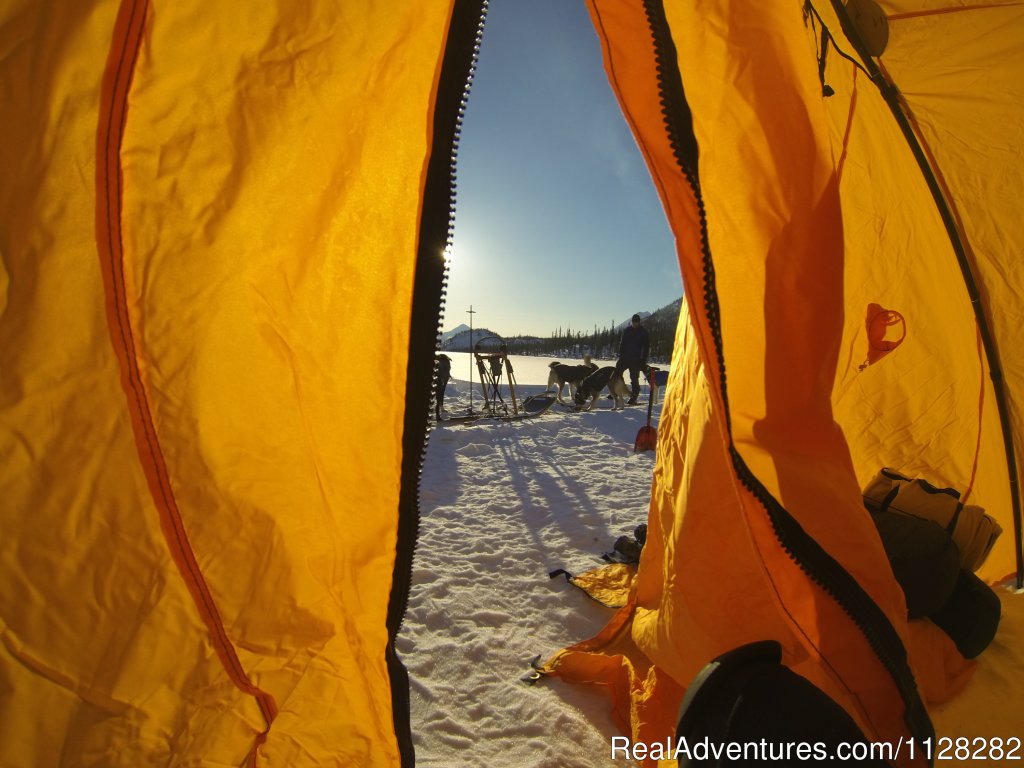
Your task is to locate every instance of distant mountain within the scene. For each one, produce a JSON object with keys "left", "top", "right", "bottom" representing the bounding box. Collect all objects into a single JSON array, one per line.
[
  {"left": 637, "top": 298, "right": 683, "bottom": 362},
  {"left": 648, "top": 297, "right": 682, "bottom": 323},
  {"left": 441, "top": 327, "right": 501, "bottom": 352},
  {"left": 614, "top": 310, "right": 653, "bottom": 332},
  {"left": 441, "top": 323, "right": 470, "bottom": 344}
]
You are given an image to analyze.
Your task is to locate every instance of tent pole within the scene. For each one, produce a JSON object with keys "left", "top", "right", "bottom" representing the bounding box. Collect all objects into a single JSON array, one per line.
[{"left": 829, "top": 0, "right": 1023, "bottom": 589}]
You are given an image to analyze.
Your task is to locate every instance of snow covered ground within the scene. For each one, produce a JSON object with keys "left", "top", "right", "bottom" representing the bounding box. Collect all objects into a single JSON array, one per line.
[
  {"left": 398, "top": 353, "right": 1024, "bottom": 766},
  {"left": 399, "top": 353, "right": 659, "bottom": 767}
]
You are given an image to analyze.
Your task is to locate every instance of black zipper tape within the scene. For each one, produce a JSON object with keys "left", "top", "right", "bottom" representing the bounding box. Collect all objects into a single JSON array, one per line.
[{"left": 388, "top": 1, "right": 489, "bottom": 764}]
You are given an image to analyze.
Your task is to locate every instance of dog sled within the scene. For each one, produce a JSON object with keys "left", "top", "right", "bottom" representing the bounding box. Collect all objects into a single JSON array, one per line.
[{"left": 436, "top": 336, "right": 559, "bottom": 425}]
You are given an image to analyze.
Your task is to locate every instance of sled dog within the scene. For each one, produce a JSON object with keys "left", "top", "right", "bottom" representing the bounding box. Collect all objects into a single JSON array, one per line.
[
  {"left": 573, "top": 366, "right": 630, "bottom": 411},
  {"left": 547, "top": 358, "right": 598, "bottom": 403}
]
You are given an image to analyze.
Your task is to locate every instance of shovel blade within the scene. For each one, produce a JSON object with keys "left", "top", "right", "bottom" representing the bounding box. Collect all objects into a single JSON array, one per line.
[{"left": 634, "top": 425, "right": 657, "bottom": 453}]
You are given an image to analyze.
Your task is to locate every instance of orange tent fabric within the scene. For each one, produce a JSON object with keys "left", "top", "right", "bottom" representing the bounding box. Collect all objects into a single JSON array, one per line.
[
  {"left": 543, "top": 1, "right": 1023, "bottom": 766},
  {"left": 1, "top": 1, "right": 467, "bottom": 764},
  {"left": 3, "top": 0, "right": 1023, "bottom": 765}
]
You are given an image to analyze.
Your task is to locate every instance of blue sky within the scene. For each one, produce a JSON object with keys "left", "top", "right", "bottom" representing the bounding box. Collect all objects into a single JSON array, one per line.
[{"left": 442, "top": 0, "right": 683, "bottom": 338}]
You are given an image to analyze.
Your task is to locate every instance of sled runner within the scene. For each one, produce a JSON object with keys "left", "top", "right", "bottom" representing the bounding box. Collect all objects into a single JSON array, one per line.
[
  {"left": 517, "top": 391, "right": 558, "bottom": 417},
  {"left": 436, "top": 391, "right": 558, "bottom": 425}
]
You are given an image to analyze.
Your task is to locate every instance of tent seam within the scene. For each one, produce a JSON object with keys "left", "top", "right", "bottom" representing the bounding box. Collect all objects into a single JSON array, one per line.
[
  {"left": 95, "top": 0, "right": 277, "bottom": 758},
  {"left": 888, "top": 3, "right": 1024, "bottom": 22}
]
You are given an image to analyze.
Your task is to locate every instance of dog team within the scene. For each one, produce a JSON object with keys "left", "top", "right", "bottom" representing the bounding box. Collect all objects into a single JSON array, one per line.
[
  {"left": 549, "top": 312, "right": 651, "bottom": 411},
  {"left": 436, "top": 313, "right": 652, "bottom": 415}
]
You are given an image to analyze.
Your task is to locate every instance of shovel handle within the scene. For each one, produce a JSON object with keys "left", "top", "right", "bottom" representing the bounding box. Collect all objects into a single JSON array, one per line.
[{"left": 646, "top": 368, "right": 658, "bottom": 427}]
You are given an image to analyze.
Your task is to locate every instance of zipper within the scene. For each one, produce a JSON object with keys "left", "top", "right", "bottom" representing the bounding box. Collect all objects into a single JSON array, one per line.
[
  {"left": 387, "top": 0, "right": 490, "bottom": 764},
  {"left": 639, "top": 0, "right": 935, "bottom": 753}
]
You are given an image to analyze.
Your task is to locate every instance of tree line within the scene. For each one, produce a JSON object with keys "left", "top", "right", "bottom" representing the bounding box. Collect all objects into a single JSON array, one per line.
[{"left": 505, "top": 297, "right": 681, "bottom": 363}]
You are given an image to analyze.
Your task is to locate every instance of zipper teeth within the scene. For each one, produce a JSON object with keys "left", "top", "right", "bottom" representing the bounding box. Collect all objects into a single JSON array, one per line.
[
  {"left": 417, "top": 0, "right": 489, "bottom": 617},
  {"left": 392, "top": 0, "right": 491, "bottom": 642},
  {"left": 387, "top": 4, "right": 491, "bottom": 764},
  {"left": 640, "top": 0, "right": 933, "bottom": 745},
  {"left": 437, "top": 1, "right": 489, "bottom": 360},
  {"left": 639, "top": 1, "right": 732, "bottom": 431}
]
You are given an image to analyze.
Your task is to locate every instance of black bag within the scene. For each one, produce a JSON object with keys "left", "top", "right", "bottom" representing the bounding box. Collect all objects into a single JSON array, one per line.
[
  {"left": 870, "top": 505, "right": 1000, "bottom": 658},
  {"left": 863, "top": 468, "right": 1001, "bottom": 572},
  {"left": 677, "top": 641, "right": 887, "bottom": 766}
]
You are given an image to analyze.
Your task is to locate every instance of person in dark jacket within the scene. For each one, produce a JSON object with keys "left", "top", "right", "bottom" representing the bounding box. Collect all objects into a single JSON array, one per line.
[
  {"left": 435, "top": 353, "right": 452, "bottom": 419},
  {"left": 615, "top": 314, "right": 650, "bottom": 405}
]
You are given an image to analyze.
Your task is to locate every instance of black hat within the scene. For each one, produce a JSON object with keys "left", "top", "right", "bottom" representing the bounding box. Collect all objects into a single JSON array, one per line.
[{"left": 632, "top": 313, "right": 641, "bottom": 323}]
